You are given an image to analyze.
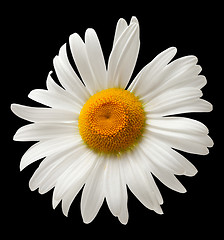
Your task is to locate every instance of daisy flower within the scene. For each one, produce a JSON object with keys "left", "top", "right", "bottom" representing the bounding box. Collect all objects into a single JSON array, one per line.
[{"left": 11, "top": 16, "right": 213, "bottom": 224}]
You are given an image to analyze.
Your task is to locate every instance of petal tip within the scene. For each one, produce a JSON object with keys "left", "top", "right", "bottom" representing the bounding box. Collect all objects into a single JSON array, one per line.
[
  {"left": 13, "top": 133, "right": 18, "bottom": 141},
  {"left": 181, "top": 188, "right": 187, "bottom": 194},
  {"left": 10, "top": 103, "right": 16, "bottom": 112},
  {"left": 170, "top": 46, "right": 177, "bottom": 54},
  {"left": 209, "top": 103, "right": 213, "bottom": 112},
  {"left": 29, "top": 181, "right": 37, "bottom": 192},
  {"left": 130, "top": 16, "right": 138, "bottom": 25},
  {"left": 52, "top": 197, "right": 60, "bottom": 209},
  {"left": 11, "top": 104, "right": 20, "bottom": 117},
  {"left": 62, "top": 209, "right": 69, "bottom": 217},
  {"left": 82, "top": 217, "right": 92, "bottom": 224},
  {"left": 27, "top": 90, "right": 35, "bottom": 100},
  {"left": 19, "top": 163, "right": 25, "bottom": 171}
]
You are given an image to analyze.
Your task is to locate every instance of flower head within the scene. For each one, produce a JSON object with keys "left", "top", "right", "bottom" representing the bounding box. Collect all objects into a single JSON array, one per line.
[{"left": 11, "top": 16, "right": 213, "bottom": 224}]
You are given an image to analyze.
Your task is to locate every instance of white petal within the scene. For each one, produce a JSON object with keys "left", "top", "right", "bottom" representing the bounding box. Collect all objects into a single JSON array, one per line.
[
  {"left": 145, "top": 117, "right": 213, "bottom": 155},
  {"left": 61, "top": 183, "right": 84, "bottom": 216},
  {"left": 46, "top": 72, "right": 85, "bottom": 108},
  {"left": 128, "top": 47, "right": 177, "bottom": 95},
  {"left": 147, "top": 117, "right": 209, "bottom": 135},
  {"left": 155, "top": 62, "right": 202, "bottom": 95},
  {"left": 107, "top": 22, "right": 140, "bottom": 89},
  {"left": 153, "top": 99, "right": 212, "bottom": 117},
  {"left": 61, "top": 151, "right": 98, "bottom": 216},
  {"left": 117, "top": 157, "right": 129, "bottom": 224},
  {"left": 53, "top": 148, "right": 96, "bottom": 201},
  {"left": 113, "top": 16, "right": 138, "bottom": 46},
  {"left": 53, "top": 43, "right": 90, "bottom": 103},
  {"left": 166, "top": 148, "right": 198, "bottom": 177},
  {"left": 28, "top": 89, "right": 81, "bottom": 113},
  {"left": 81, "top": 157, "right": 106, "bottom": 224},
  {"left": 140, "top": 134, "right": 197, "bottom": 176},
  {"left": 152, "top": 73, "right": 206, "bottom": 96},
  {"left": 13, "top": 122, "right": 77, "bottom": 141},
  {"left": 152, "top": 166, "right": 186, "bottom": 193},
  {"left": 144, "top": 87, "right": 212, "bottom": 116},
  {"left": 39, "top": 146, "right": 86, "bottom": 195},
  {"left": 85, "top": 28, "right": 107, "bottom": 90},
  {"left": 29, "top": 153, "right": 63, "bottom": 191},
  {"left": 69, "top": 33, "right": 98, "bottom": 94},
  {"left": 122, "top": 150, "right": 163, "bottom": 214},
  {"left": 139, "top": 146, "right": 186, "bottom": 193},
  {"left": 29, "top": 145, "right": 81, "bottom": 192},
  {"left": 118, "top": 206, "right": 129, "bottom": 225},
  {"left": 105, "top": 156, "right": 127, "bottom": 217},
  {"left": 138, "top": 56, "right": 203, "bottom": 103},
  {"left": 11, "top": 104, "right": 77, "bottom": 123},
  {"left": 20, "top": 135, "right": 82, "bottom": 170},
  {"left": 147, "top": 117, "right": 214, "bottom": 146},
  {"left": 140, "top": 136, "right": 185, "bottom": 175},
  {"left": 52, "top": 198, "right": 60, "bottom": 209},
  {"left": 130, "top": 16, "right": 139, "bottom": 24},
  {"left": 145, "top": 87, "right": 202, "bottom": 110},
  {"left": 113, "top": 18, "right": 128, "bottom": 46},
  {"left": 46, "top": 71, "right": 66, "bottom": 94}
]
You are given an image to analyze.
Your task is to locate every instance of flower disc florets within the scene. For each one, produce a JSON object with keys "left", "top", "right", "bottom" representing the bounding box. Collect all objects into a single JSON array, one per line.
[{"left": 78, "top": 88, "right": 145, "bottom": 155}]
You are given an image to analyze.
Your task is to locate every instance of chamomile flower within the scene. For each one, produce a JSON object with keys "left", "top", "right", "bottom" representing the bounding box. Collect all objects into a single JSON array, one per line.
[{"left": 11, "top": 16, "right": 213, "bottom": 224}]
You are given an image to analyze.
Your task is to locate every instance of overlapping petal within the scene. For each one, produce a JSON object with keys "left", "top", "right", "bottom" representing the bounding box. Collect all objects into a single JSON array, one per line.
[
  {"left": 107, "top": 17, "right": 140, "bottom": 89},
  {"left": 53, "top": 44, "right": 90, "bottom": 104},
  {"left": 20, "top": 135, "right": 82, "bottom": 170},
  {"left": 81, "top": 157, "right": 106, "bottom": 223},
  {"left": 13, "top": 122, "right": 77, "bottom": 141},
  {"left": 11, "top": 104, "right": 77, "bottom": 122},
  {"left": 145, "top": 117, "right": 213, "bottom": 155},
  {"left": 69, "top": 29, "right": 107, "bottom": 94},
  {"left": 104, "top": 156, "right": 128, "bottom": 219},
  {"left": 122, "top": 150, "right": 163, "bottom": 214}
]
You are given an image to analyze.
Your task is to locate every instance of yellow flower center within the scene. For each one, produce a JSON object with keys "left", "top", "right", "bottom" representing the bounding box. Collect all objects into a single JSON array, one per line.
[{"left": 78, "top": 88, "right": 145, "bottom": 155}]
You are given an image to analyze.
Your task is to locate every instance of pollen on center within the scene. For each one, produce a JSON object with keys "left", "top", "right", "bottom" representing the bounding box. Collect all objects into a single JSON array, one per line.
[{"left": 78, "top": 88, "right": 145, "bottom": 155}]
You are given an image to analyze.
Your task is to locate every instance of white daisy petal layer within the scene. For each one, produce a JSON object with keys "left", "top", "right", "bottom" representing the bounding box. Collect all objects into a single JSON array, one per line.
[
  {"left": 146, "top": 117, "right": 213, "bottom": 155},
  {"left": 85, "top": 28, "right": 107, "bottom": 90},
  {"left": 117, "top": 162, "right": 129, "bottom": 224},
  {"left": 144, "top": 88, "right": 212, "bottom": 116},
  {"left": 113, "top": 16, "right": 138, "bottom": 46},
  {"left": 69, "top": 29, "right": 107, "bottom": 94},
  {"left": 28, "top": 89, "right": 81, "bottom": 113},
  {"left": 50, "top": 149, "right": 98, "bottom": 216},
  {"left": 139, "top": 135, "right": 197, "bottom": 176},
  {"left": 53, "top": 44, "right": 90, "bottom": 104},
  {"left": 45, "top": 71, "right": 86, "bottom": 109},
  {"left": 142, "top": 135, "right": 198, "bottom": 176},
  {"left": 81, "top": 157, "right": 106, "bottom": 224},
  {"left": 13, "top": 122, "right": 77, "bottom": 141},
  {"left": 51, "top": 149, "right": 93, "bottom": 210},
  {"left": 113, "top": 18, "right": 128, "bottom": 46},
  {"left": 61, "top": 151, "right": 99, "bottom": 217},
  {"left": 29, "top": 144, "right": 84, "bottom": 193},
  {"left": 122, "top": 150, "right": 163, "bottom": 214},
  {"left": 11, "top": 104, "right": 77, "bottom": 122},
  {"left": 105, "top": 156, "right": 128, "bottom": 220},
  {"left": 46, "top": 71, "right": 66, "bottom": 94},
  {"left": 137, "top": 147, "right": 186, "bottom": 193},
  {"left": 139, "top": 137, "right": 185, "bottom": 175},
  {"left": 20, "top": 135, "right": 82, "bottom": 171},
  {"left": 107, "top": 20, "right": 140, "bottom": 89},
  {"left": 138, "top": 56, "right": 204, "bottom": 103},
  {"left": 128, "top": 47, "right": 177, "bottom": 94}
]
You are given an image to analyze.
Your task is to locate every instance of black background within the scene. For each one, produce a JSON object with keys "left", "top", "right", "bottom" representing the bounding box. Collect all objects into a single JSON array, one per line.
[{"left": 5, "top": 1, "right": 221, "bottom": 238}]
